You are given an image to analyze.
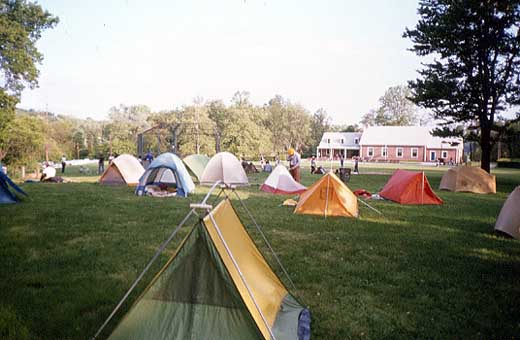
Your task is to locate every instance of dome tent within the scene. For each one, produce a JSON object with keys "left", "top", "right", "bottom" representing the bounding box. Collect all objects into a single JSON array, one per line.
[
  {"left": 136, "top": 153, "right": 195, "bottom": 197},
  {"left": 439, "top": 165, "right": 496, "bottom": 194},
  {"left": 182, "top": 154, "right": 210, "bottom": 182},
  {"left": 495, "top": 186, "right": 520, "bottom": 239},
  {"left": 260, "top": 164, "right": 306, "bottom": 195},
  {"left": 99, "top": 154, "right": 145, "bottom": 186},
  {"left": 200, "top": 152, "right": 249, "bottom": 187},
  {"left": 0, "top": 171, "right": 27, "bottom": 204}
]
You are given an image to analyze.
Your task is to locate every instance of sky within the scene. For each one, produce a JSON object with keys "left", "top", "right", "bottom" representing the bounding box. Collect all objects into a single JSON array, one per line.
[{"left": 19, "top": 0, "right": 424, "bottom": 124}]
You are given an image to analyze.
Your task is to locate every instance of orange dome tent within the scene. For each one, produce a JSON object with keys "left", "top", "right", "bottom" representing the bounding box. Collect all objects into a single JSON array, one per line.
[
  {"left": 294, "top": 172, "right": 358, "bottom": 218},
  {"left": 379, "top": 169, "right": 443, "bottom": 205}
]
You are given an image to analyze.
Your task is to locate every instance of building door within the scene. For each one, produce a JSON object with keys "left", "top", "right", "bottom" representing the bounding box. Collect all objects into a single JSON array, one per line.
[{"left": 430, "top": 151, "right": 436, "bottom": 161}]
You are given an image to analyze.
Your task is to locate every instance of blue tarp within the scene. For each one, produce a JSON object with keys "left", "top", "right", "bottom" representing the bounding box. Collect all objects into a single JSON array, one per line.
[
  {"left": 136, "top": 153, "right": 195, "bottom": 197},
  {"left": 0, "top": 172, "right": 27, "bottom": 204}
]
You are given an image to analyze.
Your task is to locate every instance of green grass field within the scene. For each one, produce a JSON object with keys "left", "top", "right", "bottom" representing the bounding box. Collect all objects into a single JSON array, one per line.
[{"left": 1, "top": 164, "right": 519, "bottom": 339}]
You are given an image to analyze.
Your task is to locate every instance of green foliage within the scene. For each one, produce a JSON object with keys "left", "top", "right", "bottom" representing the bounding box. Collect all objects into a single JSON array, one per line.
[
  {"left": 361, "top": 85, "right": 418, "bottom": 126},
  {"left": 0, "top": 0, "right": 57, "bottom": 160},
  {"left": 0, "top": 306, "right": 29, "bottom": 340},
  {"left": 2, "top": 115, "right": 44, "bottom": 169},
  {"left": 404, "top": 1, "right": 520, "bottom": 172}
]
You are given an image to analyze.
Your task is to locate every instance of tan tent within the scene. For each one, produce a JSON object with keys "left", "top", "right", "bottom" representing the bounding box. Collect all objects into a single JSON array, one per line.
[
  {"left": 495, "top": 186, "right": 520, "bottom": 239},
  {"left": 200, "top": 152, "right": 249, "bottom": 187},
  {"left": 99, "top": 154, "right": 145, "bottom": 186},
  {"left": 295, "top": 172, "right": 358, "bottom": 218},
  {"left": 439, "top": 165, "right": 496, "bottom": 194}
]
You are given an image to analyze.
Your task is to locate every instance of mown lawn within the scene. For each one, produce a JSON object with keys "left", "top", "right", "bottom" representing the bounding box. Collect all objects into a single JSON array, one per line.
[{"left": 0, "top": 165, "right": 519, "bottom": 339}]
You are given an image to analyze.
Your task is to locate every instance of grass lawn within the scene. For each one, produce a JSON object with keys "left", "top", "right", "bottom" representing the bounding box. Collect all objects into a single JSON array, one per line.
[{"left": 1, "top": 164, "right": 519, "bottom": 339}]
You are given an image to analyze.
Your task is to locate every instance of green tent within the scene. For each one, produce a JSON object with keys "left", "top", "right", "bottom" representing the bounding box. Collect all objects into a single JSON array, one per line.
[
  {"left": 107, "top": 199, "right": 310, "bottom": 340},
  {"left": 183, "top": 154, "right": 210, "bottom": 182}
]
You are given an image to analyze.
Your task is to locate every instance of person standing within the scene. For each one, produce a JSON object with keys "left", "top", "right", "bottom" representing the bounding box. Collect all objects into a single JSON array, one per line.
[
  {"left": 108, "top": 154, "right": 115, "bottom": 164},
  {"left": 98, "top": 154, "right": 105, "bottom": 174},
  {"left": 310, "top": 156, "right": 317, "bottom": 174},
  {"left": 340, "top": 154, "right": 345, "bottom": 168},
  {"left": 354, "top": 156, "right": 359, "bottom": 174},
  {"left": 61, "top": 155, "right": 66, "bottom": 173},
  {"left": 287, "top": 147, "right": 301, "bottom": 183}
]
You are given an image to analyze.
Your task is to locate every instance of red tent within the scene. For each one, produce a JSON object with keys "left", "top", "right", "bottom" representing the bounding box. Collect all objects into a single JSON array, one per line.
[{"left": 379, "top": 169, "right": 443, "bottom": 205}]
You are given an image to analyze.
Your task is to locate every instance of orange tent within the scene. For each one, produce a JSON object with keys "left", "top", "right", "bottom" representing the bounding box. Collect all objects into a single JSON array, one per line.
[
  {"left": 294, "top": 172, "right": 358, "bottom": 218},
  {"left": 379, "top": 169, "right": 443, "bottom": 205}
]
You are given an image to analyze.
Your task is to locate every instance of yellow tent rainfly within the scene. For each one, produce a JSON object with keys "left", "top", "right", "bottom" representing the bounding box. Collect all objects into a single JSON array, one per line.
[{"left": 105, "top": 198, "right": 311, "bottom": 340}]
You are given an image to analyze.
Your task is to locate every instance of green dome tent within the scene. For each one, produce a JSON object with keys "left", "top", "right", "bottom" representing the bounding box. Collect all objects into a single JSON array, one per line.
[{"left": 183, "top": 154, "right": 210, "bottom": 182}]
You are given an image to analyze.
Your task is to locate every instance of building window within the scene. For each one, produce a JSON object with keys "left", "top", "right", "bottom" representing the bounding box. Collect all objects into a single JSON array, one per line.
[
  {"left": 430, "top": 151, "right": 436, "bottom": 161},
  {"left": 367, "top": 147, "right": 374, "bottom": 157},
  {"left": 442, "top": 151, "right": 448, "bottom": 158},
  {"left": 396, "top": 147, "right": 403, "bottom": 158},
  {"left": 327, "top": 138, "right": 330, "bottom": 144},
  {"left": 381, "top": 147, "right": 388, "bottom": 157},
  {"left": 354, "top": 138, "right": 359, "bottom": 144},
  {"left": 411, "top": 148, "right": 418, "bottom": 158},
  {"left": 341, "top": 139, "right": 344, "bottom": 144}
]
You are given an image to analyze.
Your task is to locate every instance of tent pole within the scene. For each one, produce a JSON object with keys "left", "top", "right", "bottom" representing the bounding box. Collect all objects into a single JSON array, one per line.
[
  {"left": 421, "top": 172, "right": 425, "bottom": 204},
  {"left": 91, "top": 208, "right": 196, "bottom": 340},
  {"left": 231, "top": 189, "right": 297, "bottom": 291},
  {"left": 207, "top": 211, "right": 277, "bottom": 340},
  {"left": 324, "top": 173, "right": 331, "bottom": 218},
  {"left": 357, "top": 197, "right": 383, "bottom": 216}
]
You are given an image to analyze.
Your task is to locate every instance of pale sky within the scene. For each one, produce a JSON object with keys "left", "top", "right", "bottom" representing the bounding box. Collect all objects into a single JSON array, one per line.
[{"left": 19, "top": 0, "right": 423, "bottom": 124}]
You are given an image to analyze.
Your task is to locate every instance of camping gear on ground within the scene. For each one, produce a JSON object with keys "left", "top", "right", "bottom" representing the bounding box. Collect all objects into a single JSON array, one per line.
[
  {"left": 439, "top": 165, "right": 496, "bottom": 194},
  {"left": 295, "top": 172, "right": 358, "bottom": 218},
  {"left": 282, "top": 198, "right": 298, "bottom": 206},
  {"left": 200, "top": 152, "right": 249, "bottom": 187},
  {"left": 379, "top": 169, "right": 443, "bottom": 205},
  {"left": 353, "top": 189, "right": 372, "bottom": 199},
  {"left": 494, "top": 186, "right": 520, "bottom": 239},
  {"left": 182, "top": 154, "right": 210, "bottom": 182},
  {"left": 93, "top": 184, "right": 310, "bottom": 340},
  {"left": 41, "top": 166, "right": 56, "bottom": 180},
  {"left": 136, "top": 153, "right": 195, "bottom": 198},
  {"left": 260, "top": 165, "right": 307, "bottom": 195},
  {"left": 0, "top": 172, "right": 27, "bottom": 204},
  {"left": 99, "top": 154, "right": 145, "bottom": 186}
]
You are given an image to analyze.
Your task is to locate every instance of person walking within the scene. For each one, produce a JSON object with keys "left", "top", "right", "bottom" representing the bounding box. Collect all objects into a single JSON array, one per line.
[
  {"left": 98, "top": 154, "right": 105, "bottom": 174},
  {"left": 61, "top": 155, "right": 67, "bottom": 173},
  {"left": 287, "top": 147, "right": 301, "bottom": 183}
]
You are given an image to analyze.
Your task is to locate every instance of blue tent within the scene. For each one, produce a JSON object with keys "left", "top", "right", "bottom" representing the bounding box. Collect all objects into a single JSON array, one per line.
[
  {"left": 136, "top": 153, "right": 195, "bottom": 198},
  {"left": 0, "top": 171, "right": 27, "bottom": 204}
]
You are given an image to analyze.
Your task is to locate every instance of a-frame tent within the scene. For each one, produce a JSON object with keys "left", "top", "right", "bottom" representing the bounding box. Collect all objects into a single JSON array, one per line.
[
  {"left": 495, "top": 186, "right": 520, "bottom": 239},
  {"left": 182, "top": 154, "right": 210, "bottom": 182},
  {"left": 99, "top": 154, "right": 145, "bottom": 186},
  {"left": 106, "top": 198, "right": 308, "bottom": 340},
  {"left": 260, "top": 165, "right": 307, "bottom": 195},
  {"left": 200, "top": 152, "right": 249, "bottom": 187},
  {"left": 379, "top": 169, "right": 443, "bottom": 205},
  {"left": 294, "top": 172, "right": 358, "bottom": 218},
  {"left": 0, "top": 172, "right": 27, "bottom": 204}
]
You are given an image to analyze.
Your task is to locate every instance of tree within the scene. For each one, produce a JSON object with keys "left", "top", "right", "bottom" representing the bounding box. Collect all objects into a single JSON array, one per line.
[
  {"left": 309, "top": 108, "right": 331, "bottom": 155},
  {"left": 2, "top": 115, "right": 44, "bottom": 169},
  {"left": 360, "top": 85, "right": 418, "bottom": 126},
  {"left": 404, "top": 1, "right": 520, "bottom": 173},
  {"left": 0, "top": 0, "right": 58, "bottom": 161}
]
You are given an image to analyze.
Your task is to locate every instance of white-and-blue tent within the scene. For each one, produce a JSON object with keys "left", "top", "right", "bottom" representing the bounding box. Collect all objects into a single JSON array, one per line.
[{"left": 135, "top": 153, "right": 195, "bottom": 197}]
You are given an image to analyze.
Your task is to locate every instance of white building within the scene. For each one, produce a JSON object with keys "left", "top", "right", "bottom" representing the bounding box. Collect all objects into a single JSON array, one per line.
[{"left": 316, "top": 132, "right": 362, "bottom": 159}]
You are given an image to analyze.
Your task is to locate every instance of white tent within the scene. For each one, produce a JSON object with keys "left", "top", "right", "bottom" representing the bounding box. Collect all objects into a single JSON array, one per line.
[
  {"left": 99, "top": 154, "right": 145, "bottom": 186},
  {"left": 260, "top": 165, "right": 306, "bottom": 195},
  {"left": 200, "top": 152, "right": 249, "bottom": 187},
  {"left": 495, "top": 186, "right": 520, "bottom": 239}
]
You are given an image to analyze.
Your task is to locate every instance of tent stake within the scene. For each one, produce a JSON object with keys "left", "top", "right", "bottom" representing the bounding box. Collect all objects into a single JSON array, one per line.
[{"left": 231, "top": 189, "right": 297, "bottom": 291}]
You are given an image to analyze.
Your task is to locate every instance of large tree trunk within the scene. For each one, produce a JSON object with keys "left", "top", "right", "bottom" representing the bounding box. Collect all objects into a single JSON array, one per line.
[
  {"left": 480, "top": 126, "right": 492, "bottom": 173},
  {"left": 215, "top": 133, "right": 221, "bottom": 153}
]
